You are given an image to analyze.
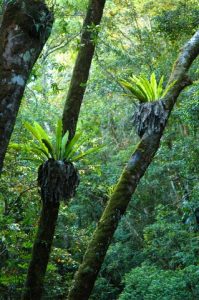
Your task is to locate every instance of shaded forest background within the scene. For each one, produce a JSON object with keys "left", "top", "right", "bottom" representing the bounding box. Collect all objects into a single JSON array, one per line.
[{"left": 0, "top": 0, "right": 199, "bottom": 299}]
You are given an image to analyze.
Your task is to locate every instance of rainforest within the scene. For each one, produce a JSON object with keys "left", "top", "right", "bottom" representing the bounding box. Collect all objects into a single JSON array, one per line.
[{"left": 0, "top": 0, "right": 198, "bottom": 299}]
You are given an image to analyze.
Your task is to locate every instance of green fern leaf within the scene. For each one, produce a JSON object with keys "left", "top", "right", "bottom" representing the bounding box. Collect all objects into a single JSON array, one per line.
[
  {"left": 55, "top": 119, "right": 62, "bottom": 159},
  {"left": 60, "top": 131, "right": 69, "bottom": 159},
  {"left": 72, "top": 145, "right": 103, "bottom": 162},
  {"left": 41, "top": 139, "right": 54, "bottom": 158}
]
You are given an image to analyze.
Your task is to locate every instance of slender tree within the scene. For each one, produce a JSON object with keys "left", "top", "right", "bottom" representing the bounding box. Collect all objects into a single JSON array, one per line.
[
  {"left": 0, "top": 0, "right": 53, "bottom": 174},
  {"left": 22, "top": 1, "right": 106, "bottom": 299},
  {"left": 62, "top": 0, "right": 106, "bottom": 138},
  {"left": 67, "top": 30, "right": 199, "bottom": 300}
]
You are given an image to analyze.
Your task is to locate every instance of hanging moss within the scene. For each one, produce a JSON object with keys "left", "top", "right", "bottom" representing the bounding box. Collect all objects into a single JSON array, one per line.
[
  {"left": 132, "top": 100, "right": 168, "bottom": 137},
  {"left": 38, "top": 159, "right": 79, "bottom": 204}
]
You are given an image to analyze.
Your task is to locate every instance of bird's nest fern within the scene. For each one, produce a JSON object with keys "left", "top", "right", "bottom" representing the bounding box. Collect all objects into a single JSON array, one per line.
[
  {"left": 120, "top": 73, "right": 176, "bottom": 137},
  {"left": 10, "top": 120, "right": 102, "bottom": 203},
  {"left": 120, "top": 72, "right": 175, "bottom": 103}
]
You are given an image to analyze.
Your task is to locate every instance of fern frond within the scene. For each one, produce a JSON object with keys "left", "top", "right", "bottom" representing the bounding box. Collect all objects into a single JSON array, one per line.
[{"left": 120, "top": 72, "right": 174, "bottom": 103}]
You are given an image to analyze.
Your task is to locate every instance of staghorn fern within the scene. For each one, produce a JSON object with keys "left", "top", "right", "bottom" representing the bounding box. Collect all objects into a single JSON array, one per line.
[
  {"left": 9, "top": 119, "right": 102, "bottom": 163},
  {"left": 120, "top": 72, "right": 176, "bottom": 103}
]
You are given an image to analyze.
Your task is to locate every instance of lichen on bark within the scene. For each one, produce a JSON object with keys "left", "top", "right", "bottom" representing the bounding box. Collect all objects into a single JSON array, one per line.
[{"left": 0, "top": 0, "right": 54, "bottom": 174}]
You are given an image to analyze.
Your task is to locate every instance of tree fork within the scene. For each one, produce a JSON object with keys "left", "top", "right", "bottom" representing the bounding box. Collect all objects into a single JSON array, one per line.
[
  {"left": 0, "top": 0, "right": 54, "bottom": 174},
  {"left": 67, "top": 30, "right": 199, "bottom": 300},
  {"left": 62, "top": 0, "right": 106, "bottom": 139}
]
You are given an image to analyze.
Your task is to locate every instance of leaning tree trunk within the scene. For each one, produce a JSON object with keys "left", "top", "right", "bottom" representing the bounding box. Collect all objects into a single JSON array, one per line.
[
  {"left": 22, "top": 1, "right": 106, "bottom": 299},
  {"left": 22, "top": 160, "right": 79, "bottom": 300},
  {"left": 67, "top": 30, "right": 199, "bottom": 300},
  {"left": 0, "top": 0, "right": 53, "bottom": 174},
  {"left": 62, "top": 0, "right": 106, "bottom": 139},
  {"left": 22, "top": 201, "right": 60, "bottom": 300}
]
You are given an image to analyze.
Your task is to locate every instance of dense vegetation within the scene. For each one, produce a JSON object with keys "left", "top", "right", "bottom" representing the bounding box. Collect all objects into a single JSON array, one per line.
[{"left": 0, "top": 0, "right": 198, "bottom": 299}]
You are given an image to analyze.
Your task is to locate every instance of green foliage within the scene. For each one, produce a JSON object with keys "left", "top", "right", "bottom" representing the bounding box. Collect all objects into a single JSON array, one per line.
[
  {"left": 143, "top": 205, "right": 198, "bottom": 269},
  {"left": 9, "top": 120, "right": 102, "bottom": 163},
  {"left": 90, "top": 277, "right": 121, "bottom": 300},
  {"left": 153, "top": 2, "right": 199, "bottom": 40},
  {"left": 1, "top": 0, "right": 199, "bottom": 299},
  {"left": 120, "top": 72, "right": 175, "bottom": 103},
  {"left": 119, "top": 264, "right": 199, "bottom": 300}
]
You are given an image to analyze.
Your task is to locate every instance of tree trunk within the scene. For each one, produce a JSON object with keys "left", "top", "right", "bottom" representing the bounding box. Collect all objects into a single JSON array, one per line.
[
  {"left": 0, "top": 0, "right": 53, "bottom": 174},
  {"left": 22, "top": 202, "right": 60, "bottom": 300},
  {"left": 67, "top": 30, "right": 199, "bottom": 300},
  {"left": 62, "top": 0, "right": 106, "bottom": 139},
  {"left": 23, "top": 1, "right": 106, "bottom": 298}
]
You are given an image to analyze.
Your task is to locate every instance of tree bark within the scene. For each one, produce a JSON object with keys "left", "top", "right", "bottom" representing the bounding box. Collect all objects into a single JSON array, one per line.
[
  {"left": 67, "top": 30, "right": 199, "bottom": 300},
  {"left": 0, "top": 0, "right": 53, "bottom": 174},
  {"left": 62, "top": 0, "right": 106, "bottom": 139},
  {"left": 22, "top": 1, "right": 106, "bottom": 298},
  {"left": 22, "top": 202, "right": 60, "bottom": 300}
]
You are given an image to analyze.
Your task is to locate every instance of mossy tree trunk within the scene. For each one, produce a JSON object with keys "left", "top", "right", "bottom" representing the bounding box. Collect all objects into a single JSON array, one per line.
[
  {"left": 0, "top": 0, "right": 53, "bottom": 174},
  {"left": 23, "top": 1, "right": 106, "bottom": 299},
  {"left": 67, "top": 30, "right": 199, "bottom": 300},
  {"left": 62, "top": 0, "right": 106, "bottom": 139}
]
